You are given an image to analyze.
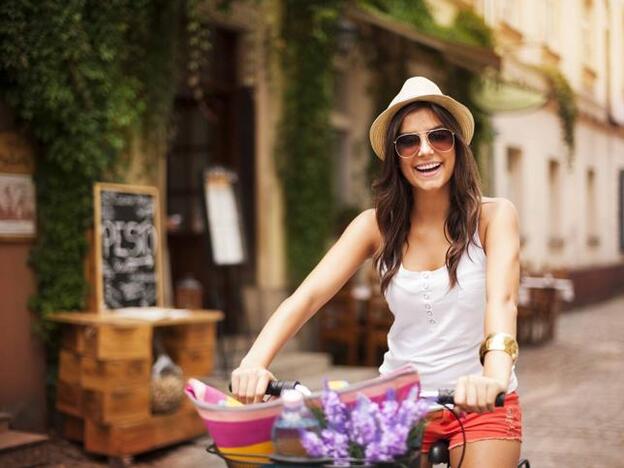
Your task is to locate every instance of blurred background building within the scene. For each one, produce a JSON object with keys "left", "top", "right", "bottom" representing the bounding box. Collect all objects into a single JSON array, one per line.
[{"left": 1, "top": 0, "right": 623, "bottom": 432}]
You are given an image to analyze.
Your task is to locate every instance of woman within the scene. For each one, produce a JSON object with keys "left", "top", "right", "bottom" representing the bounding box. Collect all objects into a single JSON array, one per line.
[{"left": 231, "top": 76, "right": 522, "bottom": 468}]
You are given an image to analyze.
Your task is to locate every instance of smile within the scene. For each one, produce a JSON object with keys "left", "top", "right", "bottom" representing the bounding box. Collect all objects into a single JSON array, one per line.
[{"left": 414, "top": 162, "right": 442, "bottom": 173}]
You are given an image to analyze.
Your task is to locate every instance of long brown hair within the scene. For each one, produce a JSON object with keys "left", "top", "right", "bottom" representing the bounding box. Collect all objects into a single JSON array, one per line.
[{"left": 373, "top": 101, "right": 482, "bottom": 294}]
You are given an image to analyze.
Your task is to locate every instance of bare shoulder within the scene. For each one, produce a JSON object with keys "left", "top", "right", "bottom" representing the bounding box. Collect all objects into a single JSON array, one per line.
[
  {"left": 480, "top": 197, "right": 519, "bottom": 240},
  {"left": 347, "top": 208, "right": 382, "bottom": 253}
]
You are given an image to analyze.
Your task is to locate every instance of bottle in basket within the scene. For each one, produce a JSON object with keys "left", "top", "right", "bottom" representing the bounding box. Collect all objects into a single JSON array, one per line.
[{"left": 271, "top": 389, "right": 321, "bottom": 458}]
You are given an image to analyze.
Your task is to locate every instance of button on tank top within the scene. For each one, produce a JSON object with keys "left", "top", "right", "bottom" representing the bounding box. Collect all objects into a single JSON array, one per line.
[{"left": 379, "top": 230, "right": 518, "bottom": 394}]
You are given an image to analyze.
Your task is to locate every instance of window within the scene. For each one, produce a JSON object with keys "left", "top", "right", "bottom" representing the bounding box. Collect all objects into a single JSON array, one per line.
[
  {"left": 548, "top": 159, "right": 563, "bottom": 248},
  {"left": 586, "top": 169, "right": 599, "bottom": 246},
  {"left": 482, "top": 0, "right": 496, "bottom": 25},
  {"left": 506, "top": 147, "right": 523, "bottom": 223},
  {"left": 582, "top": 0, "right": 595, "bottom": 65},
  {"left": 500, "top": 0, "right": 520, "bottom": 30},
  {"left": 543, "top": 0, "right": 560, "bottom": 46}
]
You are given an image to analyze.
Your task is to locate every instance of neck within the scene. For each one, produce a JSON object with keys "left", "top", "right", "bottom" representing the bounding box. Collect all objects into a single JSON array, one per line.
[{"left": 411, "top": 186, "right": 451, "bottom": 225}]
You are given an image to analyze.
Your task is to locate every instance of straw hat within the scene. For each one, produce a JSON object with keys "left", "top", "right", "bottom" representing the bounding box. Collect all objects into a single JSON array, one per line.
[{"left": 369, "top": 76, "right": 475, "bottom": 159}]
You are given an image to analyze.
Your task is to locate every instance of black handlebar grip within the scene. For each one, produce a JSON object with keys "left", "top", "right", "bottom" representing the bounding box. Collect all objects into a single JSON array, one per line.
[
  {"left": 228, "top": 380, "right": 301, "bottom": 397},
  {"left": 437, "top": 388, "right": 455, "bottom": 405},
  {"left": 265, "top": 380, "right": 301, "bottom": 396},
  {"left": 436, "top": 389, "right": 506, "bottom": 407}
]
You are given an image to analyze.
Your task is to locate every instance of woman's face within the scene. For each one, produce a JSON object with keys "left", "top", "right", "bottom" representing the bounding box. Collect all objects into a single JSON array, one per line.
[{"left": 396, "top": 107, "right": 456, "bottom": 193}]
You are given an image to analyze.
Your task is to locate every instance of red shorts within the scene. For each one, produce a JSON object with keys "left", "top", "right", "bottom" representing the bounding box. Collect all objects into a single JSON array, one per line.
[{"left": 420, "top": 391, "right": 523, "bottom": 453}]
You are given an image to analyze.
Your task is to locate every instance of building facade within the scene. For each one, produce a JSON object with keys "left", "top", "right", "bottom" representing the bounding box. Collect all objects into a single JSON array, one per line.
[
  {"left": 467, "top": 0, "right": 624, "bottom": 304},
  {"left": 178, "top": 0, "right": 624, "bottom": 322}
]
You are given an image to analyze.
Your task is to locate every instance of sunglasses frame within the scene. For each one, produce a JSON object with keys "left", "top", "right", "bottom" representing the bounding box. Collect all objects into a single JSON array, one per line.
[{"left": 393, "top": 128, "right": 456, "bottom": 159}]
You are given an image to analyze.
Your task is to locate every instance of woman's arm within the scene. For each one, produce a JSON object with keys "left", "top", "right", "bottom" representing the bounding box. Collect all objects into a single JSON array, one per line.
[
  {"left": 482, "top": 198, "right": 520, "bottom": 381},
  {"left": 231, "top": 209, "right": 381, "bottom": 403},
  {"left": 454, "top": 198, "right": 520, "bottom": 413}
]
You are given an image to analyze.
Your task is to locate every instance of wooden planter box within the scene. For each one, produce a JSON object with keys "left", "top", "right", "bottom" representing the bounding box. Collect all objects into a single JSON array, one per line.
[
  {"left": 168, "top": 346, "right": 215, "bottom": 377},
  {"left": 51, "top": 310, "right": 223, "bottom": 460},
  {"left": 83, "top": 386, "right": 151, "bottom": 424},
  {"left": 81, "top": 357, "right": 150, "bottom": 390},
  {"left": 84, "top": 408, "right": 204, "bottom": 456}
]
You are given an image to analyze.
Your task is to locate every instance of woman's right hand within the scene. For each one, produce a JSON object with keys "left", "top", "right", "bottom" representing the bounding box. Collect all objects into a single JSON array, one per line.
[{"left": 230, "top": 363, "right": 276, "bottom": 404}]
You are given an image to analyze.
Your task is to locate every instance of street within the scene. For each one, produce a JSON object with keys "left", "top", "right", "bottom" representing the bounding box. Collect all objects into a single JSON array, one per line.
[
  {"left": 517, "top": 295, "right": 624, "bottom": 467},
  {"left": 40, "top": 294, "right": 624, "bottom": 467}
]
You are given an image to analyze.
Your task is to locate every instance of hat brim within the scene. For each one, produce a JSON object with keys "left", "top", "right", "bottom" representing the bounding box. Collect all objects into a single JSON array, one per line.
[{"left": 369, "top": 94, "right": 475, "bottom": 160}]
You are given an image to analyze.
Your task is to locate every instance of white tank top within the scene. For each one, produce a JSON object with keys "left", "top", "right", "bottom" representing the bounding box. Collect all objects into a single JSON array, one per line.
[{"left": 378, "top": 230, "right": 518, "bottom": 394}]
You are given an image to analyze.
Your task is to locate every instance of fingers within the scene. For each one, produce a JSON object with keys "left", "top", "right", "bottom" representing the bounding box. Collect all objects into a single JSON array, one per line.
[
  {"left": 453, "top": 375, "right": 504, "bottom": 414},
  {"left": 230, "top": 366, "right": 274, "bottom": 404},
  {"left": 254, "top": 372, "right": 272, "bottom": 403}
]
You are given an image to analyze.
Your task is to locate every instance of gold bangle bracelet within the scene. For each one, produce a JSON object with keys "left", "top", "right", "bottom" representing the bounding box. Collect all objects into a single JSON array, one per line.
[{"left": 479, "top": 332, "right": 519, "bottom": 365}]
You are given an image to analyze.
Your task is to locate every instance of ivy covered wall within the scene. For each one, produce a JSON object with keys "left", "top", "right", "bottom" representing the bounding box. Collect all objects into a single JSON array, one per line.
[{"left": 0, "top": 1, "right": 185, "bottom": 343}]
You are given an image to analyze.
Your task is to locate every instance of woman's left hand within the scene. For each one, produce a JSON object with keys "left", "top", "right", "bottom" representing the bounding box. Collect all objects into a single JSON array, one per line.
[{"left": 453, "top": 375, "right": 506, "bottom": 414}]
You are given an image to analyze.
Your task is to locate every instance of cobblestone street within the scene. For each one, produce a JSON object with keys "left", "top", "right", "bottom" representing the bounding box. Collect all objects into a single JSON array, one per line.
[
  {"left": 516, "top": 294, "right": 624, "bottom": 467},
  {"left": 37, "top": 295, "right": 624, "bottom": 467}
]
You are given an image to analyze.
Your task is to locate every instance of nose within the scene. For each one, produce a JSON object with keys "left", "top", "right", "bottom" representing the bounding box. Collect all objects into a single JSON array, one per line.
[{"left": 417, "top": 136, "right": 435, "bottom": 157}]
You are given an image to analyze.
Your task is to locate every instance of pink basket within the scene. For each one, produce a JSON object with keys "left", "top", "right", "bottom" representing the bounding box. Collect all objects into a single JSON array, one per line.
[{"left": 185, "top": 364, "right": 421, "bottom": 463}]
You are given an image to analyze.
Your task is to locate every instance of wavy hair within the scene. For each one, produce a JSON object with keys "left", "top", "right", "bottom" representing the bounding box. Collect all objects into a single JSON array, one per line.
[{"left": 372, "top": 101, "right": 482, "bottom": 294}]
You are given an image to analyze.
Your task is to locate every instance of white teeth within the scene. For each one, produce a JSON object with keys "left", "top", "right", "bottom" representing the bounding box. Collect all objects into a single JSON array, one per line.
[{"left": 415, "top": 162, "right": 441, "bottom": 170}]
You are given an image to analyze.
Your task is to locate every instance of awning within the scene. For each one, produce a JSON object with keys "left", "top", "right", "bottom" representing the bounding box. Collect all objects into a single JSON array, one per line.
[{"left": 347, "top": 6, "right": 501, "bottom": 73}]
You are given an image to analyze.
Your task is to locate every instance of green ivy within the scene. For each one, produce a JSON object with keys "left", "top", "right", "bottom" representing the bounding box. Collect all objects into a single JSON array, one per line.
[
  {"left": 0, "top": 0, "right": 185, "bottom": 342},
  {"left": 277, "top": 0, "right": 344, "bottom": 285},
  {"left": 541, "top": 65, "right": 578, "bottom": 164}
]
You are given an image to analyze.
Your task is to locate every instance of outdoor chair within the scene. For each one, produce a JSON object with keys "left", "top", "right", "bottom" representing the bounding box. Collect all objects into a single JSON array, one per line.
[
  {"left": 318, "top": 288, "right": 363, "bottom": 365},
  {"left": 365, "top": 294, "right": 394, "bottom": 366}
]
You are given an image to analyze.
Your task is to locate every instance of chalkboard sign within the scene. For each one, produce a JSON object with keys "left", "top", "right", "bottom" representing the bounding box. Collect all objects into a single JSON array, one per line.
[{"left": 94, "top": 183, "right": 164, "bottom": 311}]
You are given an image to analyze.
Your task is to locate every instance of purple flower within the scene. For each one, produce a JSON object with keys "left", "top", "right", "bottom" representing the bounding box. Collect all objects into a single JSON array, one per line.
[
  {"left": 300, "top": 431, "right": 324, "bottom": 458},
  {"left": 380, "top": 389, "right": 399, "bottom": 425},
  {"left": 349, "top": 394, "right": 381, "bottom": 447},
  {"left": 300, "top": 382, "right": 428, "bottom": 463},
  {"left": 321, "top": 384, "right": 349, "bottom": 432},
  {"left": 321, "top": 428, "right": 349, "bottom": 459}
]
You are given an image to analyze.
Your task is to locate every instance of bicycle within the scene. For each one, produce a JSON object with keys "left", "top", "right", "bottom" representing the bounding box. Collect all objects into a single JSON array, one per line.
[{"left": 186, "top": 366, "right": 530, "bottom": 468}]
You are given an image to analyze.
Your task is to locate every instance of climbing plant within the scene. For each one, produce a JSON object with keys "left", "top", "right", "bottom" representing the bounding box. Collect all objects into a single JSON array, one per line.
[
  {"left": 277, "top": 0, "right": 344, "bottom": 285},
  {"left": 541, "top": 65, "right": 578, "bottom": 165},
  {"left": 0, "top": 0, "right": 186, "bottom": 343}
]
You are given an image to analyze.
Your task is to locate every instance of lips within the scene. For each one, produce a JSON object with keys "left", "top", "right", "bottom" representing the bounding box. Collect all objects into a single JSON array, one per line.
[{"left": 414, "top": 162, "right": 442, "bottom": 173}]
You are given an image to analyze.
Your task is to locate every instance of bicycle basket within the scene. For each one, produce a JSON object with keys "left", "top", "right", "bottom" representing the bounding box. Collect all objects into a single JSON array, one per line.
[{"left": 185, "top": 364, "right": 421, "bottom": 464}]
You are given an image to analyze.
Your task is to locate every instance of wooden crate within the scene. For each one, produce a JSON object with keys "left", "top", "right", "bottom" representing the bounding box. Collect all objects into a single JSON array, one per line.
[
  {"left": 82, "top": 385, "right": 150, "bottom": 424},
  {"left": 84, "top": 408, "right": 204, "bottom": 456},
  {"left": 81, "top": 357, "right": 150, "bottom": 391},
  {"left": 162, "top": 323, "right": 215, "bottom": 348},
  {"left": 82, "top": 324, "right": 152, "bottom": 360},
  {"left": 56, "top": 380, "right": 83, "bottom": 417},
  {"left": 62, "top": 414, "right": 84, "bottom": 442},
  {"left": 59, "top": 351, "right": 82, "bottom": 384},
  {"left": 168, "top": 346, "right": 215, "bottom": 377},
  {"left": 61, "top": 326, "right": 85, "bottom": 354}
]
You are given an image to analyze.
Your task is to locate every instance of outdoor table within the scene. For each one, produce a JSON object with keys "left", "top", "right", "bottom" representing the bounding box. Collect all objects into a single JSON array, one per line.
[
  {"left": 49, "top": 309, "right": 223, "bottom": 464},
  {"left": 517, "top": 275, "right": 574, "bottom": 344}
]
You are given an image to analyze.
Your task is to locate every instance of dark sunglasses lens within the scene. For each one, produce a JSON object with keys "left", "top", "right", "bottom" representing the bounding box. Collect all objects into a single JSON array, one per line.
[
  {"left": 395, "top": 134, "right": 421, "bottom": 158},
  {"left": 428, "top": 129, "right": 454, "bottom": 151}
]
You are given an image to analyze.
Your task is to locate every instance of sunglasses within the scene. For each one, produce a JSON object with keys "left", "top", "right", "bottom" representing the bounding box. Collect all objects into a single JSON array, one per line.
[{"left": 393, "top": 128, "right": 455, "bottom": 158}]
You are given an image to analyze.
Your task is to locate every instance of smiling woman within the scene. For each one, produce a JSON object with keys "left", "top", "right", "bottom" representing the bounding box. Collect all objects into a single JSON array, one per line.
[{"left": 231, "top": 76, "right": 522, "bottom": 468}]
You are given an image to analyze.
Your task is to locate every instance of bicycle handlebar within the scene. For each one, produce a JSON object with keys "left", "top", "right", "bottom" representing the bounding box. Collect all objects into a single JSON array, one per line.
[
  {"left": 434, "top": 388, "right": 506, "bottom": 407},
  {"left": 229, "top": 380, "right": 505, "bottom": 406},
  {"left": 227, "top": 380, "right": 311, "bottom": 397}
]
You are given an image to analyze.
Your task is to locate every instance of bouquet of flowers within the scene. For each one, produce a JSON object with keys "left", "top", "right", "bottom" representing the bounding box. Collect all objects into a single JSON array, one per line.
[{"left": 300, "top": 382, "right": 430, "bottom": 466}]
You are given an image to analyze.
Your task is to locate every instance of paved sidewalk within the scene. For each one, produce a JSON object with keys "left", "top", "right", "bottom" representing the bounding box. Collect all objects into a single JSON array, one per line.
[
  {"left": 516, "top": 294, "right": 624, "bottom": 467},
  {"left": 38, "top": 295, "right": 624, "bottom": 466}
]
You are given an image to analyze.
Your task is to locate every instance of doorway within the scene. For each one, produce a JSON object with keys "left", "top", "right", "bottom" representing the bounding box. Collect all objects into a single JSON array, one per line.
[{"left": 166, "top": 26, "right": 256, "bottom": 333}]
